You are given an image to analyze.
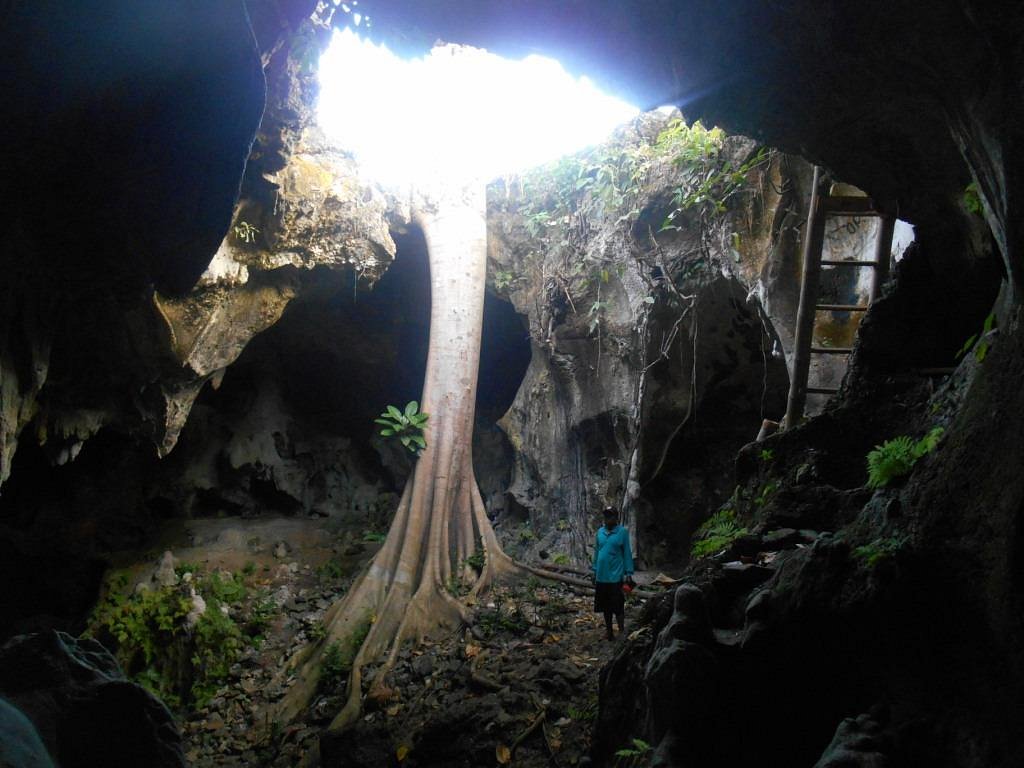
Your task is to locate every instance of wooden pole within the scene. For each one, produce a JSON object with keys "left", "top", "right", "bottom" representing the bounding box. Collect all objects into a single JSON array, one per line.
[{"left": 870, "top": 215, "right": 896, "bottom": 301}]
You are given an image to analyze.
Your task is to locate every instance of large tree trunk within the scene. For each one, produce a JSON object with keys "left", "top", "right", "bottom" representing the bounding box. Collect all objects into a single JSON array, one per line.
[{"left": 276, "top": 183, "right": 519, "bottom": 732}]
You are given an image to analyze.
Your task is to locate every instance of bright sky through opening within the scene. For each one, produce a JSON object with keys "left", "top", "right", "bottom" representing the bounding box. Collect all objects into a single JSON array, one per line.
[{"left": 317, "top": 28, "right": 639, "bottom": 186}]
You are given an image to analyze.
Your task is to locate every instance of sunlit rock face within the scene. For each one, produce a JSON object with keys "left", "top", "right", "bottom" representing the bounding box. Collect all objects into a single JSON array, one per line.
[{"left": 484, "top": 114, "right": 885, "bottom": 567}]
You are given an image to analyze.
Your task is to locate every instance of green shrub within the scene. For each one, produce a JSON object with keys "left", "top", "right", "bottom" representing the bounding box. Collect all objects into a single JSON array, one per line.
[
  {"left": 690, "top": 509, "right": 749, "bottom": 559},
  {"left": 754, "top": 481, "right": 778, "bottom": 507},
  {"left": 246, "top": 594, "right": 277, "bottom": 637},
  {"left": 318, "top": 616, "right": 372, "bottom": 694},
  {"left": 203, "top": 571, "right": 247, "bottom": 605},
  {"left": 567, "top": 697, "right": 598, "bottom": 722},
  {"left": 517, "top": 525, "right": 535, "bottom": 542},
  {"left": 475, "top": 599, "right": 530, "bottom": 639},
  {"left": 317, "top": 558, "right": 345, "bottom": 581},
  {"left": 963, "top": 182, "right": 983, "bottom": 215},
  {"left": 319, "top": 641, "right": 348, "bottom": 694},
  {"left": 190, "top": 603, "right": 244, "bottom": 706},
  {"left": 866, "top": 427, "right": 944, "bottom": 489},
  {"left": 89, "top": 582, "right": 245, "bottom": 709},
  {"left": 465, "top": 549, "right": 485, "bottom": 573},
  {"left": 88, "top": 565, "right": 269, "bottom": 711}
]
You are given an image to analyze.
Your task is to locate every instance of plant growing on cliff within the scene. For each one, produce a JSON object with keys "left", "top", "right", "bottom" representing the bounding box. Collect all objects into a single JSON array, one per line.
[
  {"left": 375, "top": 401, "right": 429, "bottom": 455},
  {"left": 233, "top": 220, "right": 260, "bottom": 244},
  {"left": 690, "top": 508, "right": 749, "bottom": 559},
  {"left": 853, "top": 536, "right": 906, "bottom": 568},
  {"left": 866, "top": 427, "right": 944, "bottom": 489},
  {"left": 956, "top": 311, "right": 998, "bottom": 363},
  {"left": 492, "top": 269, "right": 518, "bottom": 291},
  {"left": 655, "top": 119, "right": 770, "bottom": 228},
  {"left": 963, "top": 182, "right": 983, "bottom": 215}
]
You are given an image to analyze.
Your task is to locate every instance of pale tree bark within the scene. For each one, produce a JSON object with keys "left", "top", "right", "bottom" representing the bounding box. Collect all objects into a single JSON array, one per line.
[{"left": 276, "top": 182, "right": 524, "bottom": 733}]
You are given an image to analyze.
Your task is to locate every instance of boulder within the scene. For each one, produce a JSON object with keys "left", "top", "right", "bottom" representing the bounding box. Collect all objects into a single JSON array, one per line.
[
  {"left": 0, "top": 632, "right": 185, "bottom": 768},
  {"left": 0, "top": 697, "right": 54, "bottom": 768},
  {"left": 813, "top": 713, "right": 891, "bottom": 768}
]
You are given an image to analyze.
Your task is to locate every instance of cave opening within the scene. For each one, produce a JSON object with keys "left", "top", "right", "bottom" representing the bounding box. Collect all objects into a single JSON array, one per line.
[
  {"left": 316, "top": 26, "right": 639, "bottom": 186},
  {"left": 3, "top": 5, "right": 1020, "bottom": 767}
]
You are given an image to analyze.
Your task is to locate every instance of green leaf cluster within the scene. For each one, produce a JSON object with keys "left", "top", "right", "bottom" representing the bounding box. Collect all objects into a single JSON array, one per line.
[
  {"left": 754, "top": 481, "right": 778, "bottom": 507},
  {"left": 492, "top": 269, "right": 518, "bottom": 291},
  {"left": 963, "top": 182, "right": 983, "bottom": 215},
  {"left": 87, "top": 566, "right": 269, "bottom": 710},
  {"left": 853, "top": 536, "right": 906, "bottom": 568},
  {"left": 375, "top": 401, "right": 429, "bottom": 454},
  {"left": 318, "top": 615, "right": 372, "bottom": 694},
  {"left": 690, "top": 508, "right": 749, "bottom": 559},
  {"left": 866, "top": 427, "right": 944, "bottom": 489},
  {"left": 567, "top": 697, "right": 598, "bottom": 722},
  {"left": 464, "top": 549, "right": 485, "bottom": 573},
  {"left": 474, "top": 597, "right": 530, "bottom": 639},
  {"left": 317, "top": 557, "right": 346, "bottom": 581},
  {"left": 615, "top": 738, "right": 652, "bottom": 767},
  {"left": 660, "top": 128, "right": 770, "bottom": 231},
  {"left": 956, "top": 311, "right": 997, "bottom": 363}
]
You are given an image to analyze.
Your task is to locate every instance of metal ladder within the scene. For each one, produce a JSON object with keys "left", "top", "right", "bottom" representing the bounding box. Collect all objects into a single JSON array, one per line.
[{"left": 783, "top": 166, "right": 896, "bottom": 428}]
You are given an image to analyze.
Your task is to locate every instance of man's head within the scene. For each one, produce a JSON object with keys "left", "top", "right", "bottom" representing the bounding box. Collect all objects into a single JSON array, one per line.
[{"left": 602, "top": 506, "right": 619, "bottom": 529}]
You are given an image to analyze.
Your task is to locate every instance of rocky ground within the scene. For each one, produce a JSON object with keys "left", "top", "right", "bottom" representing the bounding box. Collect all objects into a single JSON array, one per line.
[{"left": 98, "top": 515, "right": 652, "bottom": 768}]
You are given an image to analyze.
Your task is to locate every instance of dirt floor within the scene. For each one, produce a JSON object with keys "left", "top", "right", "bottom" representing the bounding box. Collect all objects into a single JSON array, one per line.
[{"left": 100, "top": 515, "right": 649, "bottom": 767}]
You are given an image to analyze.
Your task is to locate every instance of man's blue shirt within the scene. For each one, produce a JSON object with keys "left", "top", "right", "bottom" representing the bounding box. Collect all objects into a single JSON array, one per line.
[{"left": 593, "top": 524, "right": 634, "bottom": 583}]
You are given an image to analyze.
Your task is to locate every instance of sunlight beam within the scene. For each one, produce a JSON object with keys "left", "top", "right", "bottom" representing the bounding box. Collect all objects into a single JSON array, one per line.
[{"left": 317, "top": 28, "right": 639, "bottom": 186}]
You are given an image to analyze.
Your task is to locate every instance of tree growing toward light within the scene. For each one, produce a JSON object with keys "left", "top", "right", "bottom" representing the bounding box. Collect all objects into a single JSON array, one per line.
[{"left": 278, "top": 29, "right": 636, "bottom": 731}]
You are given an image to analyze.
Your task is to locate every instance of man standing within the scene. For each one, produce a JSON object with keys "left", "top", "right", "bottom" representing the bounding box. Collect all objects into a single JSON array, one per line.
[{"left": 592, "top": 506, "right": 634, "bottom": 640}]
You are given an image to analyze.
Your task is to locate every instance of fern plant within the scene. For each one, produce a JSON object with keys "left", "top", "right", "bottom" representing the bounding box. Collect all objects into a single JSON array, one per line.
[
  {"left": 866, "top": 427, "right": 944, "bottom": 489},
  {"left": 690, "top": 508, "right": 749, "bottom": 559},
  {"left": 615, "top": 738, "right": 653, "bottom": 767},
  {"left": 375, "top": 401, "right": 429, "bottom": 455},
  {"left": 853, "top": 536, "right": 906, "bottom": 568}
]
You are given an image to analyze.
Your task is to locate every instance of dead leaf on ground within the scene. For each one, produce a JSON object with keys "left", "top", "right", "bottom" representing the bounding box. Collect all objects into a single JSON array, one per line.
[
  {"left": 496, "top": 744, "right": 512, "bottom": 764},
  {"left": 396, "top": 744, "right": 411, "bottom": 762}
]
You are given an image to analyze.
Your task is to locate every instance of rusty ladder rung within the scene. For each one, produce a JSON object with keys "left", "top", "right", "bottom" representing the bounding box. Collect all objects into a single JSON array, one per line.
[
  {"left": 820, "top": 259, "right": 880, "bottom": 267},
  {"left": 807, "top": 386, "right": 839, "bottom": 395},
  {"left": 822, "top": 196, "right": 884, "bottom": 216},
  {"left": 816, "top": 304, "right": 868, "bottom": 312}
]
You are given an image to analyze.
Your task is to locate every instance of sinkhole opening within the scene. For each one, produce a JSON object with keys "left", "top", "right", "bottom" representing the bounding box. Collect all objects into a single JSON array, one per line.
[{"left": 316, "top": 27, "right": 640, "bottom": 185}]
